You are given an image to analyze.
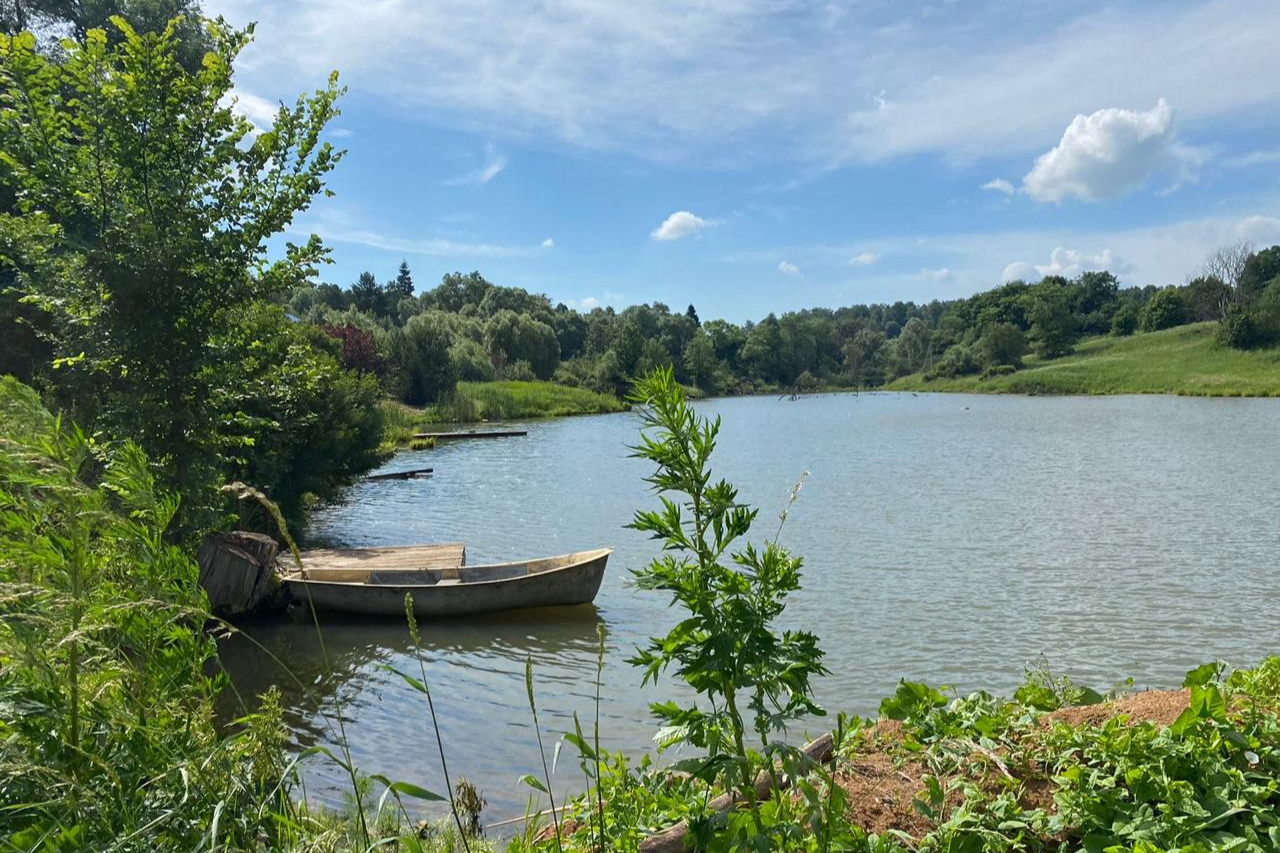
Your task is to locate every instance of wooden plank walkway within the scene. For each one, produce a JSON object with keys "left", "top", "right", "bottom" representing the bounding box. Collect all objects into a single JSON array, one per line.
[
  {"left": 413, "top": 429, "right": 527, "bottom": 441},
  {"left": 294, "top": 542, "right": 465, "bottom": 573}
]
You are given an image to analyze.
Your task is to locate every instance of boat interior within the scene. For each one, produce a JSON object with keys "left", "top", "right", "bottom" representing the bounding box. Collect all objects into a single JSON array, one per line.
[{"left": 290, "top": 549, "right": 611, "bottom": 586}]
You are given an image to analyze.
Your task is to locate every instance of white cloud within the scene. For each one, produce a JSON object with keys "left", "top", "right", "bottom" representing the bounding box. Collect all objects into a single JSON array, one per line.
[
  {"left": 982, "top": 178, "right": 1014, "bottom": 195},
  {"left": 444, "top": 143, "right": 507, "bottom": 186},
  {"left": 923, "top": 267, "right": 951, "bottom": 281},
  {"left": 566, "top": 296, "right": 601, "bottom": 310},
  {"left": 651, "top": 211, "right": 713, "bottom": 241},
  {"left": 541, "top": 237, "right": 555, "bottom": 248},
  {"left": 1002, "top": 247, "right": 1126, "bottom": 283},
  {"left": 850, "top": 251, "right": 878, "bottom": 265},
  {"left": 1021, "top": 100, "right": 1198, "bottom": 203},
  {"left": 329, "top": 127, "right": 355, "bottom": 138},
  {"left": 778, "top": 260, "right": 801, "bottom": 276},
  {"left": 1236, "top": 215, "right": 1280, "bottom": 244},
  {"left": 207, "top": 0, "right": 1280, "bottom": 164}
]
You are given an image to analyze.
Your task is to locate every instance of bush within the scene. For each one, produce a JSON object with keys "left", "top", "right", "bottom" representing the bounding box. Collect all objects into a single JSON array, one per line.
[
  {"left": 977, "top": 322, "right": 1026, "bottom": 369},
  {"left": 500, "top": 359, "right": 538, "bottom": 382},
  {"left": 925, "top": 344, "right": 981, "bottom": 379},
  {"left": 980, "top": 363, "right": 1017, "bottom": 380},
  {"left": 1110, "top": 302, "right": 1139, "bottom": 336},
  {"left": 1217, "top": 281, "right": 1280, "bottom": 350},
  {"left": 1139, "top": 286, "right": 1189, "bottom": 332}
]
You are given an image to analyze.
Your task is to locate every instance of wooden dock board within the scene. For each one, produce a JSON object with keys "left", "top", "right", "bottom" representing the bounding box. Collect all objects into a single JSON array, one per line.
[
  {"left": 295, "top": 542, "right": 465, "bottom": 572},
  {"left": 413, "top": 429, "right": 527, "bottom": 441},
  {"left": 364, "top": 467, "right": 433, "bottom": 481}
]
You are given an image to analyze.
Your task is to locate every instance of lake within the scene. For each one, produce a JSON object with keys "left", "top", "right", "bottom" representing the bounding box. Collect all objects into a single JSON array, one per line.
[{"left": 217, "top": 391, "right": 1280, "bottom": 826}]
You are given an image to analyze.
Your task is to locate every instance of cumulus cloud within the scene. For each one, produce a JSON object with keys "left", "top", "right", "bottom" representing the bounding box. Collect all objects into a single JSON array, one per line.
[
  {"left": 444, "top": 143, "right": 507, "bottom": 186},
  {"left": 923, "top": 268, "right": 951, "bottom": 281},
  {"left": 778, "top": 260, "right": 802, "bottom": 276},
  {"left": 1021, "top": 100, "right": 1198, "bottom": 203},
  {"left": 982, "top": 178, "right": 1015, "bottom": 195},
  {"left": 541, "top": 237, "right": 555, "bottom": 248},
  {"left": 1002, "top": 247, "right": 1126, "bottom": 283},
  {"left": 651, "top": 211, "right": 713, "bottom": 241},
  {"left": 850, "top": 251, "right": 878, "bottom": 265},
  {"left": 566, "top": 296, "right": 601, "bottom": 310}
]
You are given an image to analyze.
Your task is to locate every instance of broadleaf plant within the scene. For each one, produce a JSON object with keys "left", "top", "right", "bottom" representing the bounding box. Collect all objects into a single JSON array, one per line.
[{"left": 626, "top": 367, "right": 827, "bottom": 843}]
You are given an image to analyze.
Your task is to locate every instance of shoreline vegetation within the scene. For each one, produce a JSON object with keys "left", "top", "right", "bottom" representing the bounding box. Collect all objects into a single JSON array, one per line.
[{"left": 381, "top": 380, "right": 628, "bottom": 445}]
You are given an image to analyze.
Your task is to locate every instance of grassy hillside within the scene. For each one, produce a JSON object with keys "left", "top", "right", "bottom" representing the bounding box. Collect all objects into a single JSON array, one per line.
[{"left": 889, "top": 322, "right": 1280, "bottom": 396}]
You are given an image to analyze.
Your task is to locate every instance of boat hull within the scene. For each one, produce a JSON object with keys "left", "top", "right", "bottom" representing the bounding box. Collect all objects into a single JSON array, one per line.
[{"left": 284, "top": 549, "right": 609, "bottom": 618}]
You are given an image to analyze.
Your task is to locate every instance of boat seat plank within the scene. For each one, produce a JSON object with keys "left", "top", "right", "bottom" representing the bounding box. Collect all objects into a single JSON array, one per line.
[{"left": 294, "top": 542, "right": 465, "bottom": 573}]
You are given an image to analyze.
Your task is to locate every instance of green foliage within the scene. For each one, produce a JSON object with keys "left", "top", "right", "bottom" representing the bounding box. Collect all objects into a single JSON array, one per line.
[
  {"left": 924, "top": 342, "right": 981, "bottom": 380},
  {"left": 1218, "top": 280, "right": 1280, "bottom": 350},
  {"left": 977, "top": 322, "right": 1027, "bottom": 369},
  {"left": 1023, "top": 283, "right": 1079, "bottom": 359},
  {"left": 0, "top": 17, "right": 354, "bottom": 537},
  {"left": 1139, "top": 285, "right": 1190, "bottom": 332},
  {"left": 0, "top": 377, "right": 283, "bottom": 849},
  {"left": 395, "top": 311, "right": 460, "bottom": 405},
  {"left": 1110, "top": 301, "right": 1139, "bottom": 336},
  {"left": 626, "top": 367, "right": 826, "bottom": 844}
]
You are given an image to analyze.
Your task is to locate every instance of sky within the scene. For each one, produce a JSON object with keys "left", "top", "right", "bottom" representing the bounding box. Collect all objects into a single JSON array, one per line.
[{"left": 206, "top": 0, "right": 1280, "bottom": 323}]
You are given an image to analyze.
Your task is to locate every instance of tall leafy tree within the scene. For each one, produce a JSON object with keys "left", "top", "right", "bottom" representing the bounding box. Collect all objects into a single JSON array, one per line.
[
  {"left": 0, "top": 18, "right": 345, "bottom": 534},
  {"left": 350, "top": 270, "right": 384, "bottom": 315}
]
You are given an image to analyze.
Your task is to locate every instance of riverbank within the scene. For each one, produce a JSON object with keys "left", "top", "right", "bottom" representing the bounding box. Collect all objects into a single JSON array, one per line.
[
  {"left": 889, "top": 322, "right": 1280, "bottom": 396},
  {"left": 382, "top": 380, "right": 628, "bottom": 444},
  {"left": 529, "top": 658, "right": 1280, "bottom": 853}
]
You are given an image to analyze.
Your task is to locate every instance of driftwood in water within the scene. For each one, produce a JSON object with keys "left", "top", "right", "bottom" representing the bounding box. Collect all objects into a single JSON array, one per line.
[
  {"left": 638, "top": 732, "right": 835, "bottom": 853},
  {"left": 197, "top": 531, "right": 283, "bottom": 616},
  {"left": 413, "top": 429, "right": 527, "bottom": 441},
  {"left": 364, "top": 467, "right": 434, "bottom": 481}
]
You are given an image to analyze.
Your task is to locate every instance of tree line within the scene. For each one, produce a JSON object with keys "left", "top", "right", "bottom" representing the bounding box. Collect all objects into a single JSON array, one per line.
[{"left": 291, "top": 242, "right": 1280, "bottom": 405}]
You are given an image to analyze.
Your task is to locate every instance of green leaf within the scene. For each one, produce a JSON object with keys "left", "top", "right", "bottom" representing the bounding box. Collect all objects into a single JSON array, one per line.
[{"left": 518, "top": 773, "right": 547, "bottom": 793}]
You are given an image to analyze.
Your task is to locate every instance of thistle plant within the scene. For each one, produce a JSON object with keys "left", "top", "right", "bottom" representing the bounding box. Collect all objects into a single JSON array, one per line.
[{"left": 626, "top": 367, "right": 827, "bottom": 839}]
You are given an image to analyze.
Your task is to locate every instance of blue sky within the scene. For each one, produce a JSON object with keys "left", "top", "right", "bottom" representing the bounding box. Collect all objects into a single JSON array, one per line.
[{"left": 208, "top": 0, "right": 1280, "bottom": 323}]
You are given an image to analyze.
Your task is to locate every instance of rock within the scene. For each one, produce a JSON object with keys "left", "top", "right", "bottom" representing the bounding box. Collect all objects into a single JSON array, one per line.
[{"left": 197, "top": 531, "right": 283, "bottom": 616}]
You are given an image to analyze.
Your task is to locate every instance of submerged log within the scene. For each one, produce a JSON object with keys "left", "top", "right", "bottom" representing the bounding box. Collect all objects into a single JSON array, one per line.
[
  {"left": 638, "top": 732, "right": 835, "bottom": 853},
  {"left": 413, "top": 429, "right": 527, "bottom": 441},
  {"left": 364, "top": 467, "right": 434, "bottom": 481},
  {"left": 197, "top": 531, "right": 283, "bottom": 616}
]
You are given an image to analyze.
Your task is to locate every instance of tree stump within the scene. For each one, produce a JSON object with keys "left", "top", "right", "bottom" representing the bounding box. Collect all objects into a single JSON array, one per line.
[{"left": 197, "top": 531, "right": 283, "bottom": 616}]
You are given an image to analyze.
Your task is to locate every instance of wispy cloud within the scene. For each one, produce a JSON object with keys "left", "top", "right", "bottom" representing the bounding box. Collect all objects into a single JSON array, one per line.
[
  {"left": 849, "top": 251, "right": 878, "bottom": 265},
  {"left": 211, "top": 0, "right": 1280, "bottom": 165},
  {"left": 541, "top": 237, "right": 555, "bottom": 248},
  {"left": 1223, "top": 148, "right": 1280, "bottom": 168},
  {"left": 981, "top": 178, "right": 1014, "bottom": 196},
  {"left": 778, "top": 260, "right": 802, "bottom": 277},
  {"left": 444, "top": 143, "right": 507, "bottom": 186}
]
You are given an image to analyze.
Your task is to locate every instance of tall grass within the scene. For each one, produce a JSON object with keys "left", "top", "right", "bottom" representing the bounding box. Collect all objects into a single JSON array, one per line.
[{"left": 891, "top": 322, "right": 1280, "bottom": 396}]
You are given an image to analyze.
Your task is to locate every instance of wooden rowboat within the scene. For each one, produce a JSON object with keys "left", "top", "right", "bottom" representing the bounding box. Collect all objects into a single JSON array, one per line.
[{"left": 282, "top": 548, "right": 611, "bottom": 618}]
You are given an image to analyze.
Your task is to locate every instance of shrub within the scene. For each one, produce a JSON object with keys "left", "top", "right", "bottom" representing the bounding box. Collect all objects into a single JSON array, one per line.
[
  {"left": 980, "top": 363, "right": 1017, "bottom": 380},
  {"left": 925, "top": 343, "right": 981, "bottom": 380},
  {"left": 1139, "top": 286, "right": 1189, "bottom": 332},
  {"left": 449, "top": 336, "right": 494, "bottom": 382},
  {"left": 1217, "top": 281, "right": 1280, "bottom": 350},
  {"left": 1110, "top": 302, "right": 1139, "bottom": 336},
  {"left": 977, "top": 322, "right": 1026, "bottom": 369}
]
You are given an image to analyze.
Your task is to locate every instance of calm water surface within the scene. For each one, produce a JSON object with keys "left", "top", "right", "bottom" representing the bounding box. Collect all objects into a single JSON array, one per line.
[{"left": 218, "top": 392, "right": 1280, "bottom": 823}]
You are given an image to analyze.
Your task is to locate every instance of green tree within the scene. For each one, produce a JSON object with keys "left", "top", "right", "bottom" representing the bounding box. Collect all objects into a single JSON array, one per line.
[
  {"left": 893, "top": 316, "right": 933, "bottom": 375},
  {"left": 1239, "top": 246, "right": 1280, "bottom": 302},
  {"left": 1185, "top": 275, "right": 1232, "bottom": 322},
  {"left": 394, "top": 311, "right": 457, "bottom": 404},
  {"left": 1024, "top": 285, "right": 1078, "bottom": 358},
  {"left": 841, "top": 326, "right": 886, "bottom": 386},
  {"left": 350, "top": 270, "right": 384, "bottom": 315},
  {"left": 484, "top": 309, "right": 560, "bottom": 379},
  {"left": 1138, "top": 286, "right": 1189, "bottom": 332},
  {"left": 682, "top": 328, "right": 722, "bottom": 393},
  {"left": 1110, "top": 302, "right": 1139, "bottom": 336},
  {"left": 0, "top": 18, "right": 344, "bottom": 536},
  {"left": 977, "top": 322, "right": 1026, "bottom": 369},
  {"left": 2, "top": 0, "right": 211, "bottom": 70}
]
